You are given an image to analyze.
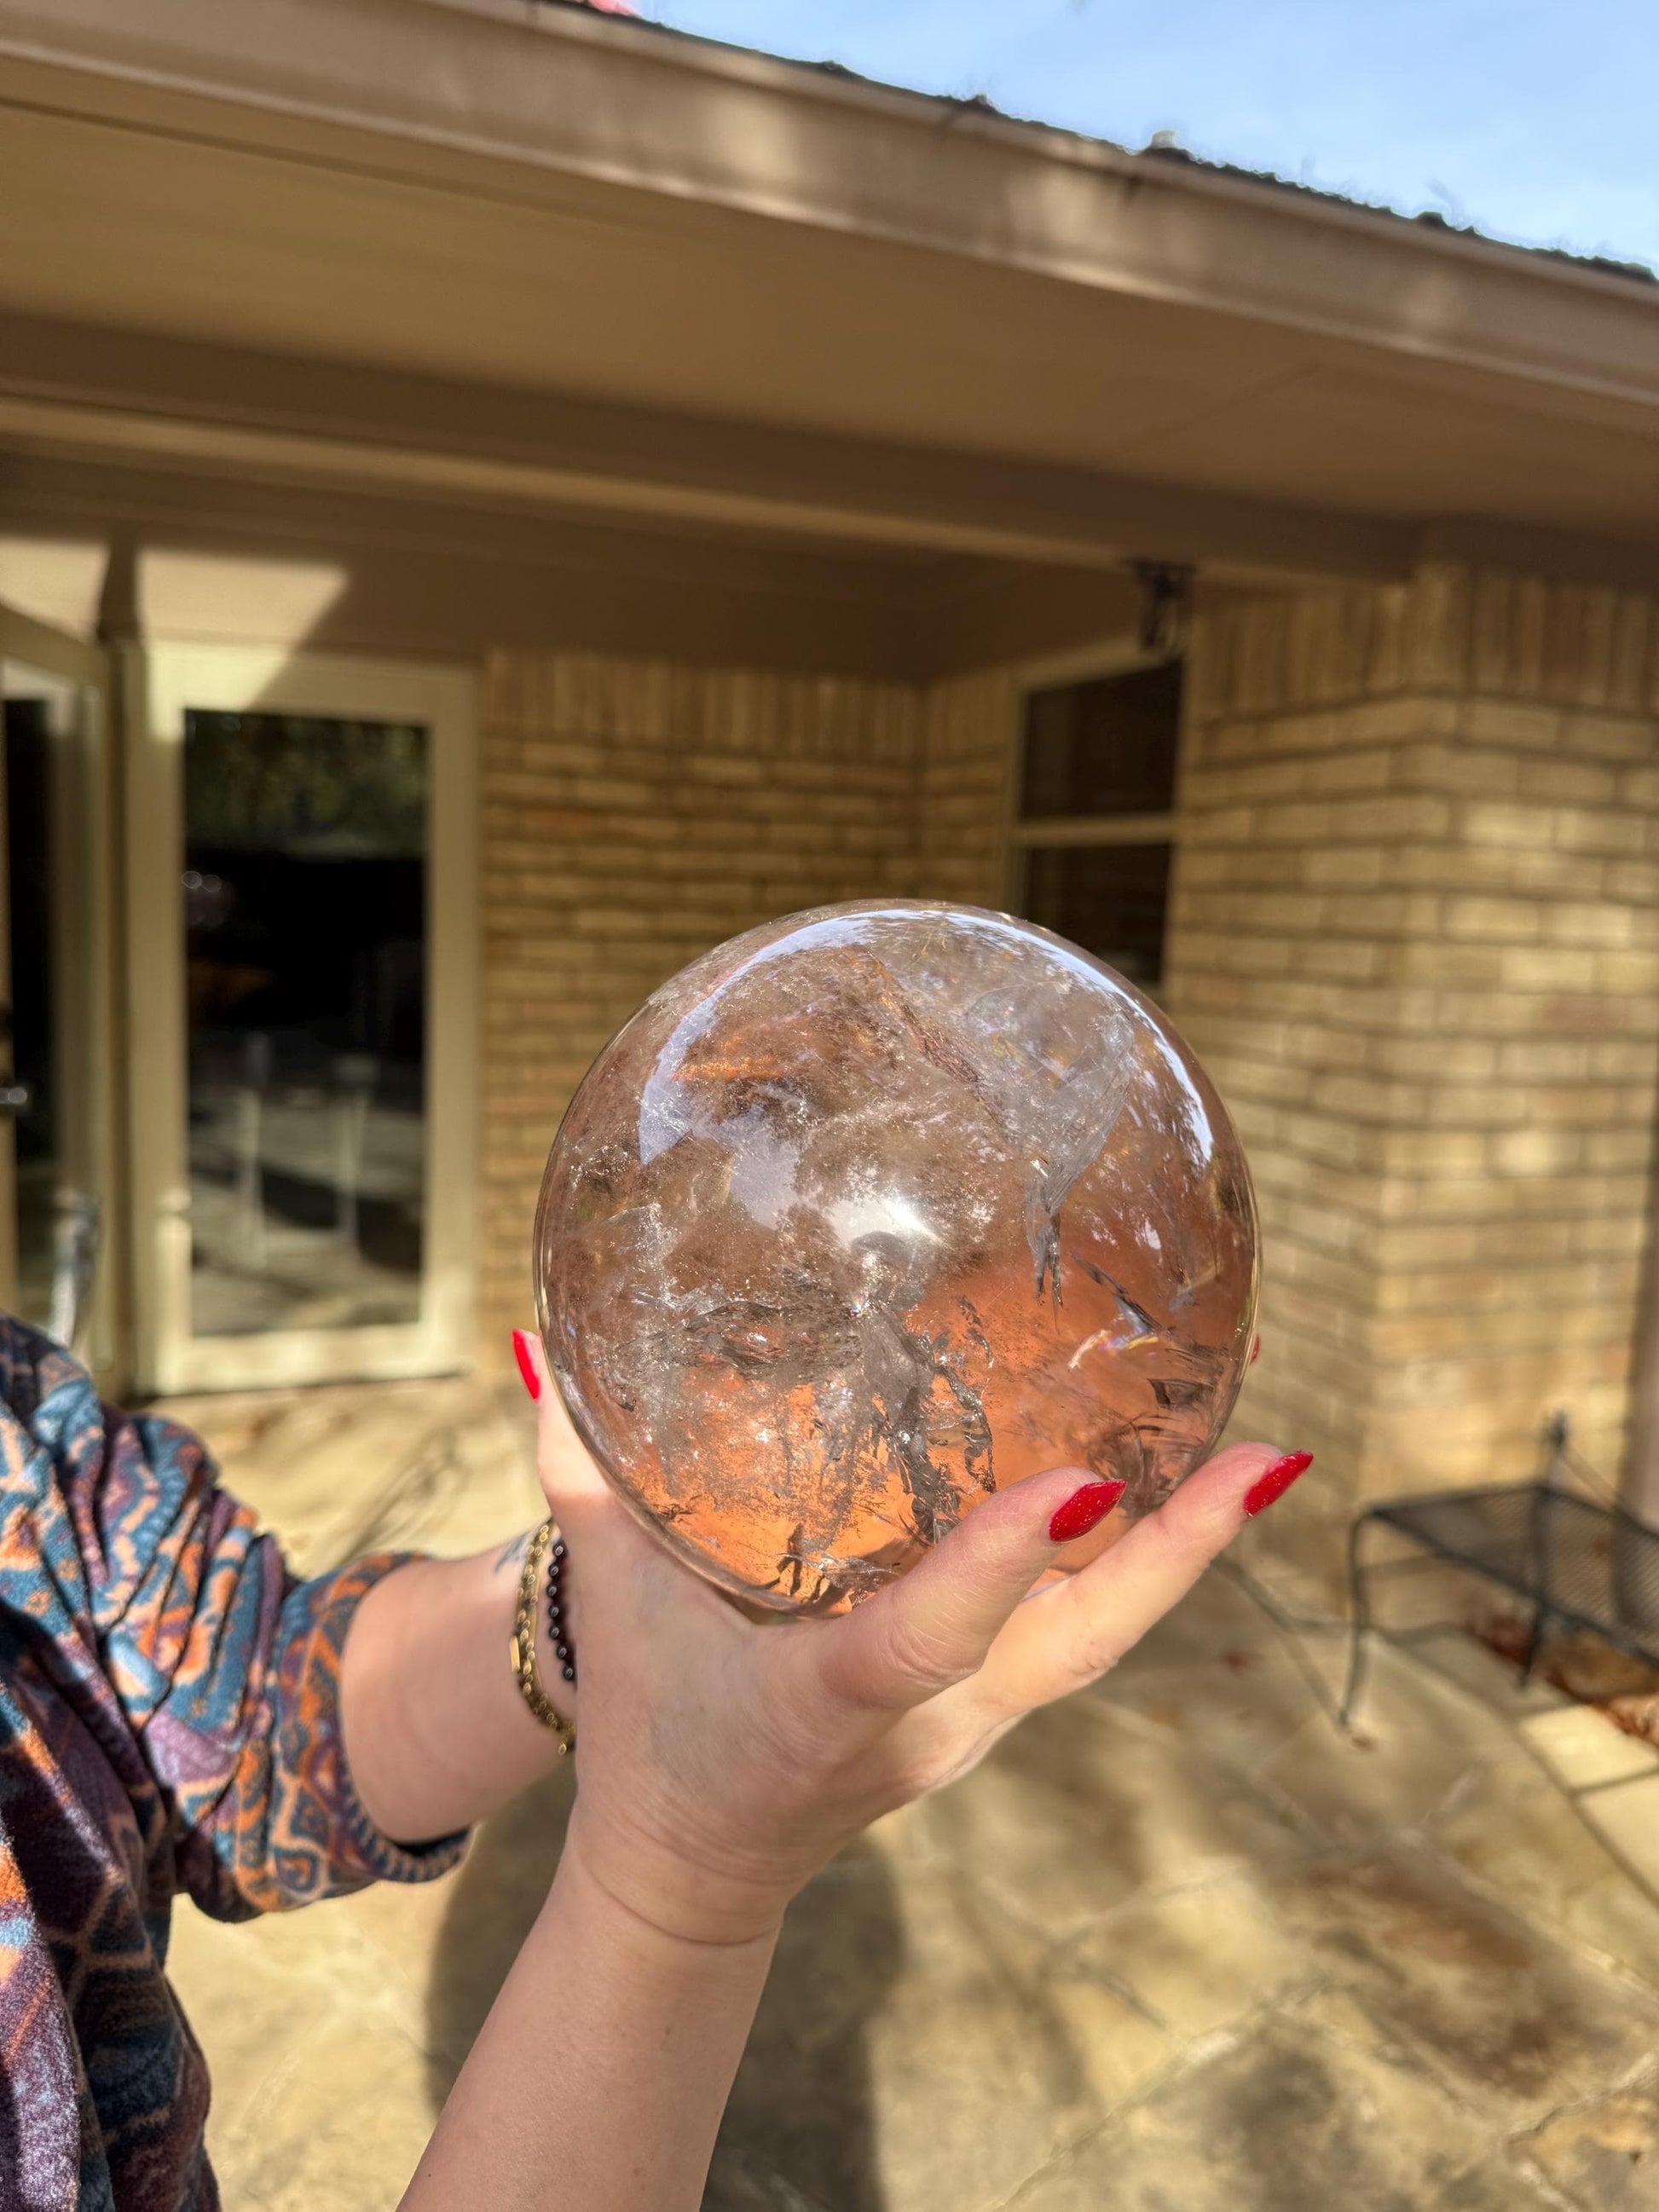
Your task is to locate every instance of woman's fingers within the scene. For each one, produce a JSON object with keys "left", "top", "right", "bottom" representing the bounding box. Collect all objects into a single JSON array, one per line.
[
  {"left": 818, "top": 1466, "right": 1130, "bottom": 1713},
  {"left": 514, "top": 1330, "right": 625, "bottom": 1525},
  {"left": 973, "top": 1441, "right": 1308, "bottom": 1712}
]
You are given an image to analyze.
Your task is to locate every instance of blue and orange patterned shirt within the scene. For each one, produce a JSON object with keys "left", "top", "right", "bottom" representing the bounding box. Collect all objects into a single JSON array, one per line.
[{"left": 0, "top": 1320, "right": 465, "bottom": 2210}]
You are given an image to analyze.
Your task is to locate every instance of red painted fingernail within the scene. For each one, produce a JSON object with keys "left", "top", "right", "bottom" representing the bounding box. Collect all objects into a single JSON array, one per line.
[
  {"left": 1242, "top": 1451, "right": 1312, "bottom": 1517},
  {"left": 512, "top": 1330, "right": 541, "bottom": 1401},
  {"left": 1049, "top": 1479, "right": 1127, "bottom": 1543}
]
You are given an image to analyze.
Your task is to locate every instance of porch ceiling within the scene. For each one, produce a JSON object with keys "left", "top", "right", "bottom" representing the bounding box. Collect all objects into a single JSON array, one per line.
[{"left": 1, "top": 0, "right": 1656, "bottom": 580}]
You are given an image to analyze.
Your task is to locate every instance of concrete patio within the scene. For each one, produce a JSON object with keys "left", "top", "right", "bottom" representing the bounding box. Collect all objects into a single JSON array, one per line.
[{"left": 159, "top": 1378, "right": 1659, "bottom": 2212}]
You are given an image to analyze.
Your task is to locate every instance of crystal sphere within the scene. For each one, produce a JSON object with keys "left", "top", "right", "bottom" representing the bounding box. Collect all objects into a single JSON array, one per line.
[{"left": 535, "top": 900, "right": 1258, "bottom": 1614}]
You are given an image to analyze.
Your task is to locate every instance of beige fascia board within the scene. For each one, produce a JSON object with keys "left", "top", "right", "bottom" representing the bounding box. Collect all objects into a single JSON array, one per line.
[
  {"left": 0, "top": 392, "right": 1413, "bottom": 580},
  {"left": 2, "top": 0, "right": 1656, "bottom": 417},
  {"left": 0, "top": 316, "right": 1417, "bottom": 581}
]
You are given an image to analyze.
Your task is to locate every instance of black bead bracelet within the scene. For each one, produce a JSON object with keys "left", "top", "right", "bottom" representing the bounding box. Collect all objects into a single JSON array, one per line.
[{"left": 547, "top": 1533, "right": 576, "bottom": 1687}]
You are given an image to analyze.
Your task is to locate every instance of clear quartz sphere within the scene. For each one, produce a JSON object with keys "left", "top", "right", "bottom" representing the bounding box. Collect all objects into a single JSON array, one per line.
[{"left": 535, "top": 900, "right": 1258, "bottom": 1614}]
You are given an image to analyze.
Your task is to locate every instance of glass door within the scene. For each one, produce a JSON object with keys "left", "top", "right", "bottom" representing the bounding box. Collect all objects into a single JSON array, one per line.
[
  {"left": 125, "top": 649, "right": 477, "bottom": 1393},
  {"left": 0, "top": 605, "right": 115, "bottom": 1374}
]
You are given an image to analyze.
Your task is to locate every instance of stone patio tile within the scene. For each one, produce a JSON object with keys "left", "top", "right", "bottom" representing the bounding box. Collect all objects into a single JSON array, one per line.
[
  {"left": 1251, "top": 1639, "right": 1512, "bottom": 1841},
  {"left": 1522, "top": 1703, "right": 1659, "bottom": 1791},
  {"left": 1261, "top": 1847, "right": 1659, "bottom": 2126},
  {"left": 420, "top": 1766, "right": 578, "bottom": 2092},
  {"left": 1519, "top": 2069, "right": 1659, "bottom": 2212},
  {"left": 1095, "top": 1633, "right": 1346, "bottom": 1782},
  {"left": 916, "top": 1695, "right": 1309, "bottom": 1935},
  {"left": 163, "top": 1903, "right": 363, "bottom": 2157},
  {"left": 1432, "top": 1751, "right": 1659, "bottom": 1994},
  {"left": 1005, "top": 1998, "right": 1504, "bottom": 2212},
  {"left": 703, "top": 2144, "right": 832, "bottom": 2212},
  {"left": 1066, "top": 1874, "right": 1312, "bottom": 2042},
  {"left": 1580, "top": 1774, "right": 1659, "bottom": 1893},
  {"left": 164, "top": 1377, "right": 542, "bottom": 1576},
  {"left": 1406, "top": 1624, "right": 1569, "bottom": 1718},
  {"left": 1036, "top": 1958, "right": 1177, "bottom": 2114},
  {"left": 1427, "top": 2158, "right": 1564, "bottom": 2209},
  {"left": 1105, "top": 1563, "right": 1280, "bottom": 1677},
  {"left": 718, "top": 1827, "right": 1142, "bottom": 2212},
  {"left": 207, "top": 2016, "right": 434, "bottom": 2212}
]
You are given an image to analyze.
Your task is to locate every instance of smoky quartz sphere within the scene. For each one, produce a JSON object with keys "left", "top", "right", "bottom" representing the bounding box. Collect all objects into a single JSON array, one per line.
[{"left": 535, "top": 901, "right": 1258, "bottom": 1615}]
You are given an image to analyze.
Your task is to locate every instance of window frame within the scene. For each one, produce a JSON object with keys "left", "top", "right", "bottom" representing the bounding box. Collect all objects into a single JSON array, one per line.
[{"left": 1003, "top": 638, "right": 1181, "bottom": 980}]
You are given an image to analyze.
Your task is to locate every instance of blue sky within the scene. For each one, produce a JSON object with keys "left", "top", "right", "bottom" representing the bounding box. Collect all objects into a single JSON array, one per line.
[{"left": 641, "top": 2, "right": 1659, "bottom": 273}]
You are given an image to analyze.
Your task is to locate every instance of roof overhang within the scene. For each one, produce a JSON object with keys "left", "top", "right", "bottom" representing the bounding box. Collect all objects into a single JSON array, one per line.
[{"left": 2, "top": 0, "right": 1656, "bottom": 581}]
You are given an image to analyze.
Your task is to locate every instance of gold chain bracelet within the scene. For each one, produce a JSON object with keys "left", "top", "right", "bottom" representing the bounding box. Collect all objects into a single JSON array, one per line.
[{"left": 509, "top": 1516, "right": 576, "bottom": 1758}]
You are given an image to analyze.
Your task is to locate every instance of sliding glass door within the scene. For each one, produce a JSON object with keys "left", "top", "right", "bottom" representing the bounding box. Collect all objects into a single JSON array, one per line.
[{"left": 125, "top": 649, "right": 477, "bottom": 1392}]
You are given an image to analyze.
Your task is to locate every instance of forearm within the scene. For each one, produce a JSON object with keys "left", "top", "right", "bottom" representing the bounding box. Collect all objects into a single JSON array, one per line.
[
  {"left": 402, "top": 1826, "right": 777, "bottom": 2212},
  {"left": 340, "top": 1533, "right": 569, "bottom": 1843}
]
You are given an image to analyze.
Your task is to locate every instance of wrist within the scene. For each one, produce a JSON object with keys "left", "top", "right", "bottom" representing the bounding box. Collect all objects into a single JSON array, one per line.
[{"left": 562, "top": 1806, "right": 789, "bottom": 1954}]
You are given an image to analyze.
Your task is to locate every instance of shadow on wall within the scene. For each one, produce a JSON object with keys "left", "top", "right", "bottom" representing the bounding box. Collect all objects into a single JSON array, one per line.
[{"left": 423, "top": 1767, "right": 904, "bottom": 2212}]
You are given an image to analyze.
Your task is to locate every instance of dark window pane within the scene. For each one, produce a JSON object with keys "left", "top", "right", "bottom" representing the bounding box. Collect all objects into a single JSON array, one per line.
[
  {"left": 182, "top": 709, "right": 428, "bottom": 1337},
  {"left": 1020, "top": 841, "right": 1171, "bottom": 990},
  {"left": 1020, "top": 661, "right": 1182, "bottom": 820}
]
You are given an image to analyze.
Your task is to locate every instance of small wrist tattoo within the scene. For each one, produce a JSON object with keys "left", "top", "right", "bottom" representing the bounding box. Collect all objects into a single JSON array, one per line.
[{"left": 494, "top": 1529, "right": 533, "bottom": 1575}]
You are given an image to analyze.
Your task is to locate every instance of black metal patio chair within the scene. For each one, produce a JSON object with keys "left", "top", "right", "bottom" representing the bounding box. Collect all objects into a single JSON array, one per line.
[{"left": 1340, "top": 1413, "right": 1659, "bottom": 1728}]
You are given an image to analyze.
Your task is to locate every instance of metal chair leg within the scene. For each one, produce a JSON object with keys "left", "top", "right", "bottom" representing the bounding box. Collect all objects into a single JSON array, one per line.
[
  {"left": 1338, "top": 1512, "right": 1374, "bottom": 1731},
  {"left": 1519, "top": 1602, "right": 1551, "bottom": 1689}
]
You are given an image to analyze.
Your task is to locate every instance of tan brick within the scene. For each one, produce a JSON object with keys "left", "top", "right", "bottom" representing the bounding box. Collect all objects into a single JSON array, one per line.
[
  {"left": 1604, "top": 858, "right": 1659, "bottom": 904},
  {"left": 1610, "top": 592, "right": 1654, "bottom": 712},
  {"left": 1365, "top": 581, "right": 1409, "bottom": 696},
  {"left": 1555, "top": 808, "right": 1647, "bottom": 856},
  {"left": 1461, "top": 800, "right": 1555, "bottom": 850},
  {"left": 1517, "top": 757, "right": 1618, "bottom": 806},
  {"left": 1595, "top": 948, "right": 1659, "bottom": 993},
  {"left": 1300, "top": 846, "right": 1384, "bottom": 889},
  {"left": 1395, "top": 741, "right": 1518, "bottom": 797},
  {"left": 1405, "top": 561, "right": 1471, "bottom": 692},
  {"left": 1463, "top": 697, "right": 1562, "bottom": 750},
  {"left": 1544, "top": 903, "right": 1643, "bottom": 949},
  {"left": 1563, "top": 710, "right": 1654, "bottom": 763},
  {"left": 1442, "top": 896, "right": 1541, "bottom": 941},
  {"left": 1499, "top": 944, "right": 1599, "bottom": 991}
]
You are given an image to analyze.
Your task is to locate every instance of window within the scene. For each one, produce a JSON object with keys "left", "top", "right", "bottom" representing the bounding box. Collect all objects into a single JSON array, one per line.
[
  {"left": 1011, "top": 659, "right": 1181, "bottom": 992},
  {"left": 182, "top": 709, "right": 429, "bottom": 1337}
]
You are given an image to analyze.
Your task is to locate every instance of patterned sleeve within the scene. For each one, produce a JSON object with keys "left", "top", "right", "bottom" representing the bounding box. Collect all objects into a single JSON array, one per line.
[{"left": 3, "top": 1320, "right": 466, "bottom": 1920}]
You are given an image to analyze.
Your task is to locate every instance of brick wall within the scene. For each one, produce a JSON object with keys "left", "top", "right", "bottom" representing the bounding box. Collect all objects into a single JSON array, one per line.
[
  {"left": 478, "top": 653, "right": 922, "bottom": 1352},
  {"left": 916, "top": 669, "right": 1017, "bottom": 909},
  {"left": 1166, "top": 565, "right": 1659, "bottom": 1503},
  {"left": 477, "top": 580, "right": 1659, "bottom": 1510}
]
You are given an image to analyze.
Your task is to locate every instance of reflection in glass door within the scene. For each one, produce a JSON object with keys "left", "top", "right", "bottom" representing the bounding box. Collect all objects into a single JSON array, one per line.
[
  {"left": 128, "top": 651, "right": 477, "bottom": 1394},
  {"left": 183, "top": 711, "right": 429, "bottom": 1337}
]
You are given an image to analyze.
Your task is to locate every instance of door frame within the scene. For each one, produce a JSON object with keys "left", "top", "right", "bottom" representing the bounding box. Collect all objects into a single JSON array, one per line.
[
  {"left": 123, "top": 644, "right": 479, "bottom": 1394},
  {"left": 0, "top": 603, "right": 119, "bottom": 1382}
]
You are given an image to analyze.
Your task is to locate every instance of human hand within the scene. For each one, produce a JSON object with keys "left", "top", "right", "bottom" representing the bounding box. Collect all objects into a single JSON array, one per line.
[{"left": 515, "top": 1331, "right": 1308, "bottom": 1949}]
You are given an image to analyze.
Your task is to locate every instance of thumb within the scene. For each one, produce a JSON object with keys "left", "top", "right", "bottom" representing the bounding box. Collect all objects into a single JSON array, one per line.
[
  {"left": 512, "top": 1327, "right": 622, "bottom": 1532},
  {"left": 818, "top": 1467, "right": 1129, "bottom": 1712}
]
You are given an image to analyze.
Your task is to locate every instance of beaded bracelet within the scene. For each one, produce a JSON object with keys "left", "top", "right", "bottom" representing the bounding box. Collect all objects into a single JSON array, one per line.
[{"left": 509, "top": 1517, "right": 577, "bottom": 1758}]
